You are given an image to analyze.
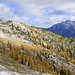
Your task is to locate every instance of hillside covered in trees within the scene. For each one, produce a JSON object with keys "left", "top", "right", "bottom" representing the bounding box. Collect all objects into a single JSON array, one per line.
[{"left": 0, "top": 19, "right": 75, "bottom": 75}]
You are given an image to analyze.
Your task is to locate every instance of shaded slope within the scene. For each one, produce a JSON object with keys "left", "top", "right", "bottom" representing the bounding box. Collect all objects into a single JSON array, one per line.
[{"left": 45, "top": 20, "right": 75, "bottom": 38}]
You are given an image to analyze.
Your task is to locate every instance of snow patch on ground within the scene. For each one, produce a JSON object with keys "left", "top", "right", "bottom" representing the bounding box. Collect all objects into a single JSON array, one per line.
[
  {"left": 42, "top": 73, "right": 51, "bottom": 75},
  {"left": 0, "top": 71, "right": 10, "bottom": 75},
  {"left": 0, "top": 71, "right": 21, "bottom": 75},
  {"left": 0, "top": 65, "right": 6, "bottom": 69},
  {"left": 0, "top": 65, "right": 21, "bottom": 75}
]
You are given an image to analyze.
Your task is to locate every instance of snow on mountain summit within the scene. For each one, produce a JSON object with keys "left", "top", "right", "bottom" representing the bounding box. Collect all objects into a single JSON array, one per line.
[{"left": 45, "top": 20, "right": 75, "bottom": 38}]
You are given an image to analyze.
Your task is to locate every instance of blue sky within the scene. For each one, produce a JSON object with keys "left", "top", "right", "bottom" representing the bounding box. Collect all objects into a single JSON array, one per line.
[{"left": 0, "top": 0, "right": 75, "bottom": 28}]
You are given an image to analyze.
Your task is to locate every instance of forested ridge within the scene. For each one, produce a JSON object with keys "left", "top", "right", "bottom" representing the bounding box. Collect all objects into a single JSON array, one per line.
[{"left": 0, "top": 19, "right": 75, "bottom": 75}]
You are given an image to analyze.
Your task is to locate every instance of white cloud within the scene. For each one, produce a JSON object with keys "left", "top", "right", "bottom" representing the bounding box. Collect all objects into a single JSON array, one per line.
[
  {"left": 0, "top": 3, "right": 10, "bottom": 16},
  {"left": 50, "top": 15, "right": 64, "bottom": 24},
  {"left": 10, "top": 16, "right": 19, "bottom": 21},
  {"left": 0, "top": 0, "right": 75, "bottom": 28},
  {"left": 69, "top": 16, "right": 75, "bottom": 21},
  {"left": 34, "top": 18, "right": 40, "bottom": 22},
  {"left": 0, "top": 3, "right": 29, "bottom": 24}
]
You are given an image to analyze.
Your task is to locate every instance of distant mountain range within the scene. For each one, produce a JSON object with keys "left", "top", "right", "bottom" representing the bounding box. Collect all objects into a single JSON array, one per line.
[{"left": 45, "top": 20, "right": 75, "bottom": 38}]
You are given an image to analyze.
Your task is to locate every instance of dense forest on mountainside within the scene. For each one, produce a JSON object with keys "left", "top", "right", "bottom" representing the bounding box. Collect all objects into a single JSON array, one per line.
[{"left": 0, "top": 19, "right": 75, "bottom": 75}]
